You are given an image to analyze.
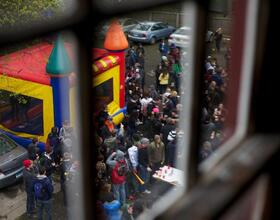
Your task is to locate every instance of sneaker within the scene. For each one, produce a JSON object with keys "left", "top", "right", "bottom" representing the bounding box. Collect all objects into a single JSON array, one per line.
[{"left": 143, "top": 189, "right": 151, "bottom": 194}]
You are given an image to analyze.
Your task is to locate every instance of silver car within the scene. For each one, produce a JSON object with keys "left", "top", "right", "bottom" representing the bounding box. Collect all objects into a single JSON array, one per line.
[
  {"left": 0, "top": 133, "right": 28, "bottom": 188},
  {"left": 168, "top": 26, "right": 191, "bottom": 48},
  {"left": 128, "top": 21, "right": 176, "bottom": 44}
]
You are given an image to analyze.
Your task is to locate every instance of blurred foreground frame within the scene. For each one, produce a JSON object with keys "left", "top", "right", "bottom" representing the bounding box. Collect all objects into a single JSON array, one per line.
[
  {"left": 0, "top": 1, "right": 94, "bottom": 220},
  {"left": 0, "top": 1, "right": 87, "bottom": 43}
]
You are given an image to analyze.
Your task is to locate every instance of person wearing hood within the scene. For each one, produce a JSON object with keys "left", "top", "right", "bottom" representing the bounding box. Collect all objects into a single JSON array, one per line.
[
  {"left": 106, "top": 150, "right": 128, "bottom": 205},
  {"left": 33, "top": 166, "right": 54, "bottom": 220}
]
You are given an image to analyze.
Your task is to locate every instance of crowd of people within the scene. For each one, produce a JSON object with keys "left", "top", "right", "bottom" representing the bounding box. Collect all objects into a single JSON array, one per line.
[
  {"left": 199, "top": 27, "right": 229, "bottom": 161},
  {"left": 23, "top": 121, "right": 79, "bottom": 219},
  {"left": 21, "top": 27, "right": 229, "bottom": 219},
  {"left": 94, "top": 40, "right": 184, "bottom": 220}
]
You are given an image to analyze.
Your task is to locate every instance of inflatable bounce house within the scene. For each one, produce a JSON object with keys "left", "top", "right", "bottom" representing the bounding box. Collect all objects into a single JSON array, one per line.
[{"left": 0, "top": 20, "right": 128, "bottom": 150}]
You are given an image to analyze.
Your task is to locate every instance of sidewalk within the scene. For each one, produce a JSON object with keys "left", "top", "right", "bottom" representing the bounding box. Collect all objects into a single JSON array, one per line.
[{"left": 13, "top": 176, "right": 65, "bottom": 220}]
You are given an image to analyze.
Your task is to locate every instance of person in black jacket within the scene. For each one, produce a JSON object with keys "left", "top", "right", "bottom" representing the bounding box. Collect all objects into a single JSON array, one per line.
[
  {"left": 23, "top": 160, "right": 36, "bottom": 217},
  {"left": 27, "top": 137, "right": 40, "bottom": 161},
  {"left": 138, "top": 138, "right": 152, "bottom": 194},
  {"left": 40, "top": 149, "right": 55, "bottom": 178},
  {"left": 33, "top": 166, "right": 54, "bottom": 220},
  {"left": 160, "top": 118, "right": 175, "bottom": 143},
  {"left": 160, "top": 118, "right": 175, "bottom": 161},
  {"left": 166, "top": 136, "right": 177, "bottom": 167},
  {"left": 60, "top": 152, "right": 73, "bottom": 206},
  {"left": 47, "top": 127, "right": 61, "bottom": 165}
]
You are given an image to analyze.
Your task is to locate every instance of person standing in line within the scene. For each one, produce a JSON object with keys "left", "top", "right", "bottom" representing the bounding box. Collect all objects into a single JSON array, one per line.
[
  {"left": 159, "top": 39, "right": 169, "bottom": 57},
  {"left": 138, "top": 138, "right": 152, "bottom": 194},
  {"left": 158, "top": 68, "right": 170, "bottom": 94},
  {"left": 27, "top": 137, "right": 40, "bottom": 161},
  {"left": 23, "top": 160, "right": 36, "bottom": 218},
  {"left": 39, "top": 148, "right": 55, "bottom": 178},
  {"left": 106, "top": 150, "right": 128, "bottom": 206},
  {"left": 33, "top": 166, "right": 54, "bottom": 220},
  {"left": 127, "top": 140, "right": 139, "bottom": 195},
  {"left": 214, "top": 27, "right": 223, "bottom": 52},
  {"left": 136, "top": 43, "right": 145, "bottom": 57},
  {"left": 148, "top": 135, "right": 165, "bottom": 176}
]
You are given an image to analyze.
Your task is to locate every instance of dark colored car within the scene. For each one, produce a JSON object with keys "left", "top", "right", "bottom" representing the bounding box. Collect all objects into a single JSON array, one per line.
[
  {"left": 128, "top": 21, "right": 176, "bottom": 44},
  {"left": 0, "top": 133, "right": 28, "bottom": 188}
]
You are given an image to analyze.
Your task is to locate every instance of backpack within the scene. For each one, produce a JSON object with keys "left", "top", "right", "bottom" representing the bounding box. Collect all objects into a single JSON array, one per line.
[
  {"left": 34, "top": 181, "right": 47, "bottom": 200},
  {"left": 117, "top": 160, "right": 127, "bottom": 176},
  {"left": 111, "top": 160, "right": 127, "bottom": 184}
]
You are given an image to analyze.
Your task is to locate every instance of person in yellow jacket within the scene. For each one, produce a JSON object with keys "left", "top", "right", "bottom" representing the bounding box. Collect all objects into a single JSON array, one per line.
[{"left": 158, "top": 68, "right": 170, "bottom": 94}]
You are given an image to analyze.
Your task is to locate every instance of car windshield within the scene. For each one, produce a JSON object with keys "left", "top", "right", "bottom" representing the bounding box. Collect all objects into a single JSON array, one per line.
[
  {"left": 174, "top": 28, "right": 191, "bottom": 35},
  {"left": 0, "top": 134, "right": 17, "bottom": 156},
  {"left": 135, "top": 24, "right": 151, "bottom": 31}
]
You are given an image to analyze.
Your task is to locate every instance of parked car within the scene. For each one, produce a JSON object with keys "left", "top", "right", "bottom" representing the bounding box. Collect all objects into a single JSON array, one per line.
[
  {"left": 0, "top": 133, "right": 28, "bottom": 188},
  {"left": 168, "top": 26, "right": 191, "bottom": 48},
  {"left": 128, "top": 21, "right": 176, "bottom": 44},
  {"left": 98, "top": 18, "right": 140, "bottom": 37}
]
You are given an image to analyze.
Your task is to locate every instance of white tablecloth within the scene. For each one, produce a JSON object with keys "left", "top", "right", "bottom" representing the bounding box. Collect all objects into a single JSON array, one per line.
[{"left": 152, "top": 166, "right": 184, "bottom": 186}]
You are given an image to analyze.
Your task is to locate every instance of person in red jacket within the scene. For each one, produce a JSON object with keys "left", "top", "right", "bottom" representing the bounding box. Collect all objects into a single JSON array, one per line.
[{"left": 106, "top": 150, "right": 128, "bottom": 205}]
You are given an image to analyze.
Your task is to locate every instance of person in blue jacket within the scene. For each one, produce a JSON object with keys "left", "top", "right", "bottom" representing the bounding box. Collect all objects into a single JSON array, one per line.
[
  {"left": 33, "top": 166, "right": 54, "bottom": 220},
  {"left": 103, "top": 197, "right": 122, "bottom": 220},
  {"left": 159, "top": 39, "right": 169, "bottom": 56}
]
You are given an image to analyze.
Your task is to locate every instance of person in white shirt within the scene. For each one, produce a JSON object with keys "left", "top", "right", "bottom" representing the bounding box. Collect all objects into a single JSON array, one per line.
[{"left": 128, "top": 144, "right": 138, "bottom": 173}]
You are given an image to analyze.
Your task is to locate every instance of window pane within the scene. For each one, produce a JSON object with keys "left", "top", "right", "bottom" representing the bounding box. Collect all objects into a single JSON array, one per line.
[
  {"left": 93, "top": 1, "right": 195, "bottom": 219},
  {"left": 0, "top": 90, "right": 43, "bottom": 135},
  {"left": 0, "top": 32, "right": 86, "bottom": 220},
  {"left": 0, "top": 0, "right": 78, "bottom": 35},
  {"left": 199, "top": 0, "right": 234, "bottom": 164},
  {"left": 0, "top": 133, "right": 17, "bottom": 155}
]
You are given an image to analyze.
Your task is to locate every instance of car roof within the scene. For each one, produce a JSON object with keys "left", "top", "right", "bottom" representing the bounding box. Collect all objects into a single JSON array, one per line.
[{"left": 139, "top": 21, "right": 164, "bottom": 25}]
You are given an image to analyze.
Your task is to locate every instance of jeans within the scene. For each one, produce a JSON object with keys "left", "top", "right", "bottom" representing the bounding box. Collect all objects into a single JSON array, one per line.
[
  {"left": 126, "top": 172, "right": 139, "bottom": 197},
  {"left": 26, "top": 191, "right": 35, "bottom": 214},
  {"left": 151, "top": 162, "right": 162, "bottom": 184},
  {"left": 138, "top": 164, "right": 150, "bottom": 192},
  {"left": 112, "top": 183, "right": 126, "bottom": 205},
  {"left": 37, "top": 199, "right": 52, "bottom": 220},
  {"left": 159, "top": 85, "right": 167, "bottom": 94}
]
